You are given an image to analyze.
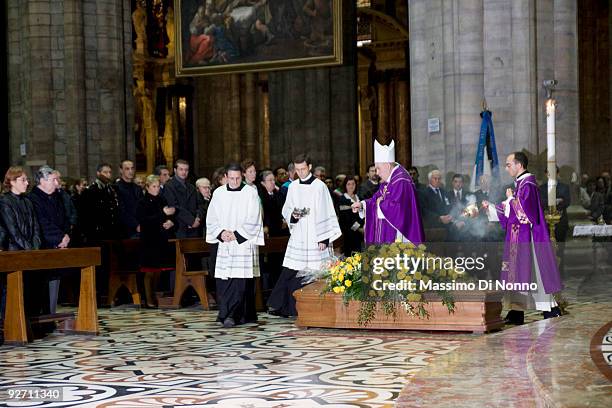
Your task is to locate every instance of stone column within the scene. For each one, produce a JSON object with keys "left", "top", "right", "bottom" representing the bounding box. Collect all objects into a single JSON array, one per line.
[
  {"left": 409, "top": 0, "right": 579, "bottom": 180},
  {"left": 7, "top": 0, "right": 133, "bottom": 179},
  {"left": 377, "top": 81, "right": 389, "bottom": 144}
]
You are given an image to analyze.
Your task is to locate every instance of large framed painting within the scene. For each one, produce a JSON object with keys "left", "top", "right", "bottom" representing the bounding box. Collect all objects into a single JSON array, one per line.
[{"left": 174, "top": 0, "right": 343, "bottom": 76}]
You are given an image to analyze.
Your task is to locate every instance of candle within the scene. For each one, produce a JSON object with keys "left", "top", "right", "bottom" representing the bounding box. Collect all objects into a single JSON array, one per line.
[{"left": 546, "top": 99, "right": 557, "bottom": 208}]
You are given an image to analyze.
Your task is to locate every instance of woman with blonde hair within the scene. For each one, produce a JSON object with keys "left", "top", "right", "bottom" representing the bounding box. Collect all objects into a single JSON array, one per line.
[{"left": 136, "top": 174, "right": 176, "bottom": 307}]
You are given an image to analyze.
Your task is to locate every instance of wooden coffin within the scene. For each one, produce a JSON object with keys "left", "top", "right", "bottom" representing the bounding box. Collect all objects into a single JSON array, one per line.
[{"left": 295, "top": 281, "right": 505, "bottom": 333}]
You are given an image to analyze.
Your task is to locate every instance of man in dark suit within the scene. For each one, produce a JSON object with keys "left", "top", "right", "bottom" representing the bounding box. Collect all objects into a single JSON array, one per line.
[
  {"left": 162, "top": 159, "right": 200, "bottom": 238},
  {"left": 419, "top": 170, "right": 468, "bottom": 241},
  {"left": 420, "top": 170, "right": 451, "bottom": 227},
  {"left": 447, "top": 174, "right": 468, "bottom": 208},
  {"left": 116, "top": 160, "right": 143, "bottom": 239}
]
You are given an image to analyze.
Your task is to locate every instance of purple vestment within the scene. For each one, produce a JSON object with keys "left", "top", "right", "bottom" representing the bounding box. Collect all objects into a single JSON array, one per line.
[
  {"left": 495, "top": 173, "right": 563, "bottom": 294},
  {"left": 364, "top": 165, "right": 425, "bottom": 245}
]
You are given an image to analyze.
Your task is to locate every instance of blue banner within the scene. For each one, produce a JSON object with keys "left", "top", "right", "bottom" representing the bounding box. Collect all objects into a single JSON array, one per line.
[{"left": 474, "top": 110, "right": 500, "bottom": 186}]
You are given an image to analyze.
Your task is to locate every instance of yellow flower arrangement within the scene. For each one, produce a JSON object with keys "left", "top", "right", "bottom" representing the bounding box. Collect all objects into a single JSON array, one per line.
[{"left": 322, "top": 243, "right": 458, "bottom": 326}]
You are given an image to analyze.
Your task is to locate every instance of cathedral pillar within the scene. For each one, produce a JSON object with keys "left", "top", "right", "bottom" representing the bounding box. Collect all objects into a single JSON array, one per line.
[
  {"left": 377, "top": 81, "right": 389, "bottom": 144},
  {"left": 7, "top": 0, "right": 133, "bottom": 178},
  {"left": 242, "top": 72, "right": 258, "bottom": 161},
  {"left": 409, "top": 0, "right": 579, "bottom": 179},
  {"left": 397, "top": 79, "right": 410, "bottom": 167}
]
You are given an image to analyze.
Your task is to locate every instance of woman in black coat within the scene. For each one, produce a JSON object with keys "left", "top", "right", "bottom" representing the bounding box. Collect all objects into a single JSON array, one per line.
[
  {"left": 136, "top": 175, "right": 175, "bottom": 307},
  {"left": 0, "top": 167, "right": 41, "bottom": 251},
  {"left": 0, "top": 167, "right": 43, "bottom": 331},
  {"left": 337, "top": 175, "right": 364, "bottom": 256}
]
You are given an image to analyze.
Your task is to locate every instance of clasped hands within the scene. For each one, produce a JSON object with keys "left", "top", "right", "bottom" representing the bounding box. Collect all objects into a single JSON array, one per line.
[{"left": 221, "top": 230, "right": 237, "bottom": 242}]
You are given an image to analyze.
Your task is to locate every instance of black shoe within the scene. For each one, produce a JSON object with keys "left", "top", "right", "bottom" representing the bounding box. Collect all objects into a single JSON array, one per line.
[
  {"left": 223, "top": 317, "right": 236, "bottom": 328},
  {"left": 542, "top": 307, "right": 561, "bottom": 319},
  {"left": 504, "top": 310, "right": 524, "bottom": 325}
]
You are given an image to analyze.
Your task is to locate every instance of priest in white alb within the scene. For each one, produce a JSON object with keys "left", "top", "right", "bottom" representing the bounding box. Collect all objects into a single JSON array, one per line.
[
  {"left": 206, "top": 163, "right": 264, "bottom": 328},
  {"left": 267, "top": 153, "right": 342, "bottom": 317}
]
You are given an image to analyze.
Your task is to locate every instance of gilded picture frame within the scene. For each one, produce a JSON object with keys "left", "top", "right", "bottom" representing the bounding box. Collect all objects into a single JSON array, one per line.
[{"left": 174, "top": 0, "right": 343, "bottom": 77}]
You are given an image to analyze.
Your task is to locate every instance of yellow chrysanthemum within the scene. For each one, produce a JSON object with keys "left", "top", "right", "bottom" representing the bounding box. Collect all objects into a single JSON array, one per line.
[
  {"left": 333, "top": 286, "right": 341, "bottom": 294},
  {"left": 414, "top": 271, "right": 422, "bottom": 280},
  {"left": 407, "top": 293, "right": 422, "bottom": 302},
  {"left": 339, "top": 286, "right": 345, "bottom": 293},
  {"left": 344, "top": 280, "right": 352, "bottom": 287}
]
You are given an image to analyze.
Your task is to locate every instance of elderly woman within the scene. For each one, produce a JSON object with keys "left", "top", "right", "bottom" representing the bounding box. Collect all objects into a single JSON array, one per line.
[
  {"left": 195, "top": 177, "right": 212, "bottom": 236},
  {"left": 136, "top": 175, "right": 175, "bottom": 307}
]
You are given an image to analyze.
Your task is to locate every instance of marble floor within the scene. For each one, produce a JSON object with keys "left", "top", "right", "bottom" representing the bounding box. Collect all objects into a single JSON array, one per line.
[
  {"left": 1, "top": 239, "right": 611, "bottom": 407},
  {"left": 0, "top": 309, "right": 476, "bottom": 407}
]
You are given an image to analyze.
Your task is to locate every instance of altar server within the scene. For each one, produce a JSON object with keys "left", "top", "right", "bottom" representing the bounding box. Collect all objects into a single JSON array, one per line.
[
  {"left": 206, "top": 163, "right": 264, "bottom": 327},
  {"left": 268, "top": 154, "right": 341, "bottom": 317}
]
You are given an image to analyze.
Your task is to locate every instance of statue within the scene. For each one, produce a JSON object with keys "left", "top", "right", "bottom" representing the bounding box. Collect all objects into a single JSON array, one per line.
[
  {"left": 132, "top": 2, "right": 147, "bottom": 56},
  {"left": 166, "top": 6, "right": 175, "bottom": 58}
]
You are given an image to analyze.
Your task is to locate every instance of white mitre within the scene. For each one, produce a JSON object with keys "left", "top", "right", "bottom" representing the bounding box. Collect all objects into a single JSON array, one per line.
[{"left": 374, "top": 139, "right": 395, "bottom": 163}]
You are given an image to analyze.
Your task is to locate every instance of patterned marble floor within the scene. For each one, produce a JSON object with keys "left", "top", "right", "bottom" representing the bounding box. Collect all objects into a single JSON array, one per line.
[{"left": 0, "top": 309, "right": 476, "bottom": 407}]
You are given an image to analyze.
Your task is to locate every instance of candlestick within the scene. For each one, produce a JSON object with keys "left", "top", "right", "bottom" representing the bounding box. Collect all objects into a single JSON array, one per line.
[{"left": 546, "top": 98, "right": 557, "bottom": 209}]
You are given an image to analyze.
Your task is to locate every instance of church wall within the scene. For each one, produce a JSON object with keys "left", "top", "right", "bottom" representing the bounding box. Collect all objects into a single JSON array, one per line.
[
  {"left": 7, "top": 0, "right": 133, "bottom": 179},
  {"left": 409, "top": 0, "right": 579, "bottom": 184},
  {"left": 267, "top": 65, "right": 358, "bottom": 176}
]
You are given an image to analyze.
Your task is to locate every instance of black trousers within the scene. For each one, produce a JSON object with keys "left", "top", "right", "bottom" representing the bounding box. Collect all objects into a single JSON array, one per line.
[
  {"left": 216, "top": 277, "right": 257, "bottom": 324},
  {"left": 267, "top": 267, "right": 305, "bottom": 317}
]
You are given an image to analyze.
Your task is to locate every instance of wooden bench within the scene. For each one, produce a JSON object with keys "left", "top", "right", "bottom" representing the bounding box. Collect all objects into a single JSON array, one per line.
[
  {"left": 166, "top": 238, "right": 211, "bottom": 309},
  {"left": 165, "top": 236, "right": 343, "bottom": 310},
  {"left": 105, "top": 239, "right": 143, "bottom": 307},
  {"left": 0, "top": 247, "right": 101, "bottom": 344}
]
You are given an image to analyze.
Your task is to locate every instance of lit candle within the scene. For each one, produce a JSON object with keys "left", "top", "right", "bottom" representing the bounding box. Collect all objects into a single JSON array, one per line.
[{"left": 546, "top": 99, "right": 557, "bottom": 208}]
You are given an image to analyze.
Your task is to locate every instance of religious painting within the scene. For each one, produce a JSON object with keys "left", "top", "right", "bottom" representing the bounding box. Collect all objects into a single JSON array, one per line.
[{"left": 174, "top": 0, "right": 343, "bottom": 76}]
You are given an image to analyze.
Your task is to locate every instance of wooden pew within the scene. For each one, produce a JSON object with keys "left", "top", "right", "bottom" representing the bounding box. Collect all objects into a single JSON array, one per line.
[
  {"left": 166, "top": 236, "right": 343, "bottom": 310},
  {"left": 0, "top": 247, "right": 101, "bottom": 345},
  {"left": 167, "top": 238, "right": 211, "bottom": 309},
  {"left": 105, "top": 239, "right": 142, "bottom": 307}
]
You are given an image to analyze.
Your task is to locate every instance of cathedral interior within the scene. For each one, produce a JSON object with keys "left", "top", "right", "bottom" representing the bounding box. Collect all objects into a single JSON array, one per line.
[{"left": 0, "top": 1, "right": 611, "bottom": 407}]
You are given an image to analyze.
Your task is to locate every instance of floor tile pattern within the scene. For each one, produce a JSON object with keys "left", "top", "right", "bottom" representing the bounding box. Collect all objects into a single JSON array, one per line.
[{"left": 0, "top": 310, "right": 473, "bottom": 407}]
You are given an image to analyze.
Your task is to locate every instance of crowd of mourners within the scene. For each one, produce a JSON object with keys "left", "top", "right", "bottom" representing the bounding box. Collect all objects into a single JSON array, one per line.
[{"left": 1, "top": 157, "right": 611, "bottom": 338}]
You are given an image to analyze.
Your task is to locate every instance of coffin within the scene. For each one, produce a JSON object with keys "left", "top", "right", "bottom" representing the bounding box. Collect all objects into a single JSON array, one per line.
[{"left": 295, "top": 281, "right": 505, "bottom": 333}]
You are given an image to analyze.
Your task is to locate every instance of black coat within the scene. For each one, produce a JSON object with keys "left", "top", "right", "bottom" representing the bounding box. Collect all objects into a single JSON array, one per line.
[
  {"left": 136, "top": 193, "right": 174, "bottom": 269},
  {"left": 0, "top": 216, "right": 7, "bottom": 250},
  {"left": 116, "top": 179, "right": 144, "bottom": 238},
  {"left": 358, "top": 180, "right": 379, "bottom": 200},
  {"left": 196, "top": 194, "right": 210, "bottom": 237},
  {"left": 0, "top": 192, "right": 41, "bottom": 250},
  {"left": 162, "top": 176, "right": 199, "bottom": 238},
  {"left": 80, "top": 180, "right": 120, "bottom": 242},
  {"left": 259, "top": 187, "right": 286, "bottom": 237},
  {"left": 419, "top": 186, "right": 451, "bottom": 228},
  {"left": 28, "top": 187, "right": 70, "bottom": 249},
  {"left": 337, "top": 194, "right": 364, "bottom": 256}
]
